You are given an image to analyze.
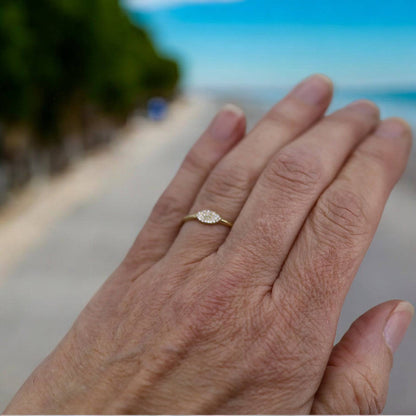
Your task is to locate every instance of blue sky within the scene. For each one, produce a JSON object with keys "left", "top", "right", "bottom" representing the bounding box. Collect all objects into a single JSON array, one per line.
[{"left": 124, "top": 0, "right": 416, "bottom": 90}]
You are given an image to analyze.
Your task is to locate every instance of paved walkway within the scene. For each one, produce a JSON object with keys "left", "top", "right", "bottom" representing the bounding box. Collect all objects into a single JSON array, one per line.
[{"left": 0, "top": 97, "right": 415, "bottom": 413}]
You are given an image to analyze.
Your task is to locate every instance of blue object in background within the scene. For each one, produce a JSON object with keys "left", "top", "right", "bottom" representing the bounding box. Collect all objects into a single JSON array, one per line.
[{"left": 147, "top": 97, "right": 168, "bottom": 121}]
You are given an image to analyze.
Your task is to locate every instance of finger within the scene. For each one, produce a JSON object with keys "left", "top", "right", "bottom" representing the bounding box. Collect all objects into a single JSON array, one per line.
[
  {"left": 125, "top": 105, "right": 246, "bottom": 271},
  {"left": 276, "top": 118, "right": 412, "bottom": 340},
  {"left": 171, "top": 74, "right": 333, "bottom": 257},
  {"left": 312, "top": 300, "right": 414, "bottom": 414},
  {"left": 220, "top": 100, "right": 380, "bottom": 284}
]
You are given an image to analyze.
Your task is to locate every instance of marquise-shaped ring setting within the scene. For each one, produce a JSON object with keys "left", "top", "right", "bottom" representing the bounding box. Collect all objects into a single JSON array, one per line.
[{"left": 183, "top": 209, "right": 233, "bottom": 228}]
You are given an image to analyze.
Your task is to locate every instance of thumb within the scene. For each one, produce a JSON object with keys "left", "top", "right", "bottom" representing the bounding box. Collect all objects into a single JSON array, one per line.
[{"left": 312, "top": 300, "right": 414, "bottom": 415}]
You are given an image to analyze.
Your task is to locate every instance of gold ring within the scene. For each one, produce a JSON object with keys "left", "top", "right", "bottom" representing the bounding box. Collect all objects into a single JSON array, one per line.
[{"left": 183, "top": 210, "right": 233, "bottom": 228}]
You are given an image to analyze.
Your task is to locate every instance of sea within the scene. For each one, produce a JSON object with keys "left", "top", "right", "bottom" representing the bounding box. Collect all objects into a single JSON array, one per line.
[{"left": 199, "top": 86, "right": 416, "bottom": 186}]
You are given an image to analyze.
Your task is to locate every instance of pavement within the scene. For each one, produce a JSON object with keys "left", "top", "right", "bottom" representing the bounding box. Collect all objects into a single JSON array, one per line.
[{"left": 0, "top": 96, "right": 415, "bottom": 413}]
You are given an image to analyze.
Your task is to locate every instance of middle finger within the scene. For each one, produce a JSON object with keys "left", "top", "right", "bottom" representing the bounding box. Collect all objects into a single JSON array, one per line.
[{"left": 220, "top": 99, "right": 380, "bottom": 285}]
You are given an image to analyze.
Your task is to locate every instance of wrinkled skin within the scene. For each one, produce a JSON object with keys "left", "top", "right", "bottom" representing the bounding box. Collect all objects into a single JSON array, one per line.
[{"left": 5, "top": 75, "right": 414, "bottom": 414}]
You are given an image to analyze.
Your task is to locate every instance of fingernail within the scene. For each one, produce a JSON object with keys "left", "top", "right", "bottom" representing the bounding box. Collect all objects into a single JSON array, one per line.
[
  {"left": 209, "top": 104, "right": 244, "bottom": 141},
  {"left": 292, "top": 74, "right": 332, "bottom": 105},
  {"left": 384, "top": 301, "right": 414, "bottom": 353},
  {"left": 346, "top": 100, "right": 380, "bottom": 117},
  {"left": 376, "top": 118, "right": 411, "bottom": 139}
]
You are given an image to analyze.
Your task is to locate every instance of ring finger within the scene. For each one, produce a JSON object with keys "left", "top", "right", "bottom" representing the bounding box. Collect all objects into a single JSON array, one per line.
[{"left": 171, "top": 74, "right": 333, "bottom": 258}]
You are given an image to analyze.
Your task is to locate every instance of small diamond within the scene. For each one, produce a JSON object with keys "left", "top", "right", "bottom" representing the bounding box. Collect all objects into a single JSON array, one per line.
[{"left": 196, "top": 210, "right": 221, "bottom": 224}]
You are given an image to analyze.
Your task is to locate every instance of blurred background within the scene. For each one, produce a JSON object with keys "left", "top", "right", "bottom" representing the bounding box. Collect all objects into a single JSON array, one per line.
[{"left": 0, "top": 0, "right": 415, "bottom": 412}]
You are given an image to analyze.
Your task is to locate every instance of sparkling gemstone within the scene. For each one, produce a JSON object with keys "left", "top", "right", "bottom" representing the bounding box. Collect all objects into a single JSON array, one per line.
[{"left": 196, "top": 210, "right": 221, "bottom": 224}]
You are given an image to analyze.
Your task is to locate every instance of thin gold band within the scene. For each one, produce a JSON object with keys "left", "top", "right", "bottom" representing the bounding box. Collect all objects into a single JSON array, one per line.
[{"left": 183, "top": 214, "right": 233, "bottom": 228}]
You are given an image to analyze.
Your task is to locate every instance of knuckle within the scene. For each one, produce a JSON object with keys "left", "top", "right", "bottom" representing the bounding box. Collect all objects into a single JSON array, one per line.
[
  {"left": 203, "top": 162, "right": 253, "bottom": 202},
  {"left": 314, "top": 368, "right": 386, "bottom": 415},
  {"left": 329, "top": 323, "right": 388, "bottom": 414},
  {"left": 199, "top": 282, "right": 234, "bottom": 319},
  {"left": 325, "top": 110, "right": 374, "bottom": 138},
  {"left": 346, "top": 369, "right": 386, "bottom": 414},
  {"left": 355, "top": 143, "right": 399, "bottom": 173},
  {"left": 150, "top": 191, "right": 185, "bottom": 223},
  {"left": 265, "top": 147, "right": 323, "bottom": 193},
  {"left": 265, "top": 105, "right": 301, "bottom": 131},
  {"left": 182, "top": 147, "right": 210, "bottom": 173},
  {"left": 313, "top": 187, "right": 370, "bottom": 245},
  {"left": 169, "top": 270, "right": 238, "bottom": 338}
]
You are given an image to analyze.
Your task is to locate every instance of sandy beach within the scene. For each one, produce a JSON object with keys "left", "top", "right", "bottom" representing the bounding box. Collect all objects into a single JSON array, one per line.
[{"left": 0, "top": 95, "right": 415, "bottom": 413}]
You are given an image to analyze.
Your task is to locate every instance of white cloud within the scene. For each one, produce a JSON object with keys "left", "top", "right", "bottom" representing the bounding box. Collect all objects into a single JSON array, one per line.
[{"left": 123, "top": 0, "right": 243, "bottom": 10}]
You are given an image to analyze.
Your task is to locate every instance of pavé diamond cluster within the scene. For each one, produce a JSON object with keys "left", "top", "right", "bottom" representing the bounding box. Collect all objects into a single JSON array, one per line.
[{"left": 196, "top": 210, "right": 221, "bottom": 224}]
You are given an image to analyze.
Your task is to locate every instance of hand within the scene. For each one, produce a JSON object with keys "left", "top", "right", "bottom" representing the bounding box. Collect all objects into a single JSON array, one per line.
[{"left": 5, "top": 75, "right": 414, "bottom": 414}]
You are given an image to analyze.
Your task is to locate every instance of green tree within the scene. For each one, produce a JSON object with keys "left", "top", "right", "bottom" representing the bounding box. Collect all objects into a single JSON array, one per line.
[
  {"left": 0, "top": 1, "right": 32, "bottom": 121},
  {"left": 0, "top": 0, "right": 180, "bottom": 146}
]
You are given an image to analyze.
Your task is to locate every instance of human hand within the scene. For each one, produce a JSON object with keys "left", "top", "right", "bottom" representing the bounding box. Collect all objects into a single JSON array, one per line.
[{"left": 5, "top": 75, "right": 414, "bottom": 414}]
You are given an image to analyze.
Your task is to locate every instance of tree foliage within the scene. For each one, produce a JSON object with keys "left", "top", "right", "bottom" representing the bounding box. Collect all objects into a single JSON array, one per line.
[{"left": 0, "top": 0, "right": 180, "bottom": 144}]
